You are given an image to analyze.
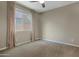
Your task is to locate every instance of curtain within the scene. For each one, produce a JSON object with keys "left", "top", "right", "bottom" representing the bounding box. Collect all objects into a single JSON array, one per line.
[{"left": 7, "top": 1, "right": 15, "bottom": 48}]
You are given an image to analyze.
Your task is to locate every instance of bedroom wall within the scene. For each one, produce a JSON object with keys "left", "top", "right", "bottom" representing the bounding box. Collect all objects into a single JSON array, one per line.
[
  {"left": 32, "top": 12, "right": 41, "bottom": 41},
  {"left": 0, "top": 2, "right": 7, "bottom": 49},
  {"left": 40, "top": 2, "right": 79, "bottom": 46}
]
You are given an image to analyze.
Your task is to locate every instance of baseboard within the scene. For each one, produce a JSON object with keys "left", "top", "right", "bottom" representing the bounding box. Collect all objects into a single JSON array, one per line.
[
  {"left": 0, "top": 47, "right": 8, "bottom": 52},
  {"left": 15, "top": 41, "right": 31, "bottom": 47},
  {"left": 43, "top": 38, "right": 79, "bottom": 48},
  {"left": 35, "top": 38, "right": 41, "bottom": 41},
  {"left": 15, "top": 38, "right": 42, "bottom": 47}
]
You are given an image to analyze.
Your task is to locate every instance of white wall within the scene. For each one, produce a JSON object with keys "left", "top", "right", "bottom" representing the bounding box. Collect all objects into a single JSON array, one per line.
[
  {"left": 40, "top": 2, "right": 79, "bottom": 46},
  {"left": 0, "top": 2, "right": 7, "bottom": 49}
]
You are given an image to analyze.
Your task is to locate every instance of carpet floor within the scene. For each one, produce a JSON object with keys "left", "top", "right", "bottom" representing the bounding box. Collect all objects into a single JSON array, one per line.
[{"left": 0, "top": 40, "right": 79, "bottom": 57}]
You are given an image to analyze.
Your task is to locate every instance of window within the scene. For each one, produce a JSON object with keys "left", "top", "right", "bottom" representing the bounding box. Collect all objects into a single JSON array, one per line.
[{"left": 15, "top": 8, "right": 32, "bottom": 32}]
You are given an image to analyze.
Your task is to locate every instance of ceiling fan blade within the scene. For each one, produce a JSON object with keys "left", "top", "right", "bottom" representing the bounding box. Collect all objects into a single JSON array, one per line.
[{"left": 42, "top": 3, "right": 45, "bottom": 8}]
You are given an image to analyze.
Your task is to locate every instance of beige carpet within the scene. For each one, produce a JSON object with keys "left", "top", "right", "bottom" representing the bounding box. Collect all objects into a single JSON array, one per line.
[{"left": 0, "top": 40, "right": 79, "bottom": 57}]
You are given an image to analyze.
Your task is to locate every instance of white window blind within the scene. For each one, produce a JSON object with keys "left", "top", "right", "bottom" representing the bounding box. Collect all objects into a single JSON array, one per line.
[{"left": 15, "top": 7, "right": 32, "bottom": 32}]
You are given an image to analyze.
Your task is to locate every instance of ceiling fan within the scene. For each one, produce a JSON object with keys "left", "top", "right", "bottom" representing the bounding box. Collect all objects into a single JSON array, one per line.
[{"left": 30, "top": 0, "right": 45, "bottom": 8}]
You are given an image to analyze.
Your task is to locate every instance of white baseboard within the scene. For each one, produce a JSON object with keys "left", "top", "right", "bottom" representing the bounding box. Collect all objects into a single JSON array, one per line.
[
  {"left": 0, "top": 47, "right": 8, "bottom": 51},
  {"left": 43, "top": 38, "right": 79, "bottom": 47}
]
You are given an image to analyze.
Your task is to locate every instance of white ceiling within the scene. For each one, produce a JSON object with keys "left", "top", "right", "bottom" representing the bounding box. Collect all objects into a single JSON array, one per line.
[{"left": 16, "top": 1, "right": 77, "bottom": 13}]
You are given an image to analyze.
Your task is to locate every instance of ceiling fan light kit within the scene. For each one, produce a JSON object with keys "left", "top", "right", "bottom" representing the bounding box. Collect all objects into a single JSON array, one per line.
[{"left": 39, "top": 0, "right": 45, "bottom": 8}]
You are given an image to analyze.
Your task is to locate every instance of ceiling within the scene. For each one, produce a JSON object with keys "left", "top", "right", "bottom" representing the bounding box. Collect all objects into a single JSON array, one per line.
[{"left": 16, "top": 1, "right": 77, "bottom": 13}]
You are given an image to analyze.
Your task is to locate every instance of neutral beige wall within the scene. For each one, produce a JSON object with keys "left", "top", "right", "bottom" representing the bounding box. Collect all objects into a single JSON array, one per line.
[
  {"left": 0, "top": 2, "right": 7, "bottom": 49},
  {"left": 40, "top": 2, "right": 79, "bottom": 46},
  {"left": 15, "top": 31, "right": 32, "bottom": 45},
  {"left": 32, "top": 12, "right": 41, "bottom": 41}
]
